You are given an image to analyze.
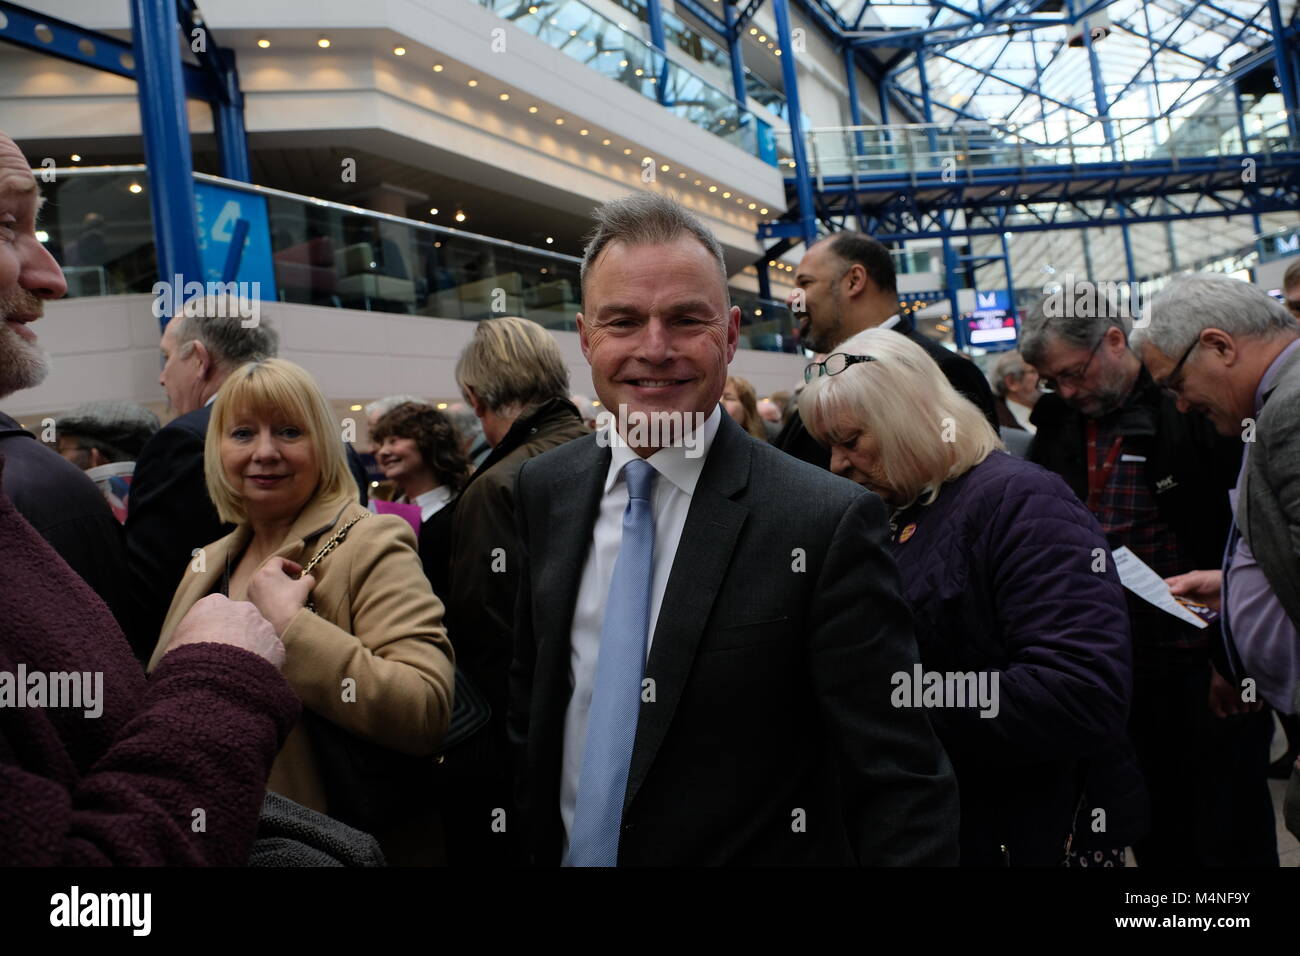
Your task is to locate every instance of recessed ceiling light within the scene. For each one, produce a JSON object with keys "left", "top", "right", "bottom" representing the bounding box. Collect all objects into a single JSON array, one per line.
[
  {"left": 35, "top": 230, "right": 49, "bottom": 243},
  {"left": 660, "top": 164, "right": 670, "bottom": 172},
  {"left": 257, "top": 37, "right": 270, "bottom": 49},
  {"left": 455, "top": 210, "right": 466, "bottom": 222},
  {"left": 433, "top": 63, "right": 444, "bottom": 72},
  {"left": 748, "top": 202, "right": 757, "bottom": 209},
  {"left": 429, "top": 207, "right": 439, "bottom": 215},
  {"left": 317, "top": 37, "right": 330, "bottom": 48},
  {"left": 349, "top": 404, "right": 363, "bottom": 411},
  {"left": 555, "top": 117, "right": 565, "bottom": 125},
  {"left": 749, "top": 27, "right": 758, "bottom": 35},
  {"left": 580, "top": 128, "right": 590, "bottom": 135},
  {"left": 602, "top": 138, "right": 611, "bottom": 145},
  {"left": 774, "top": 48, "right": 781, "bottom": 56},
  {"left": 545, "top": 237, "right": 554, "bottom": 244},
  {"left": 634, "top": 68, "right": 644, "bottom": 76},
  {"left": 678, "top": 172, "right": 686, "bottom": 178},
  {"left": 722, "top": 191, "right": 731, "bottom": 198},
  {"left": 70, "top": 153, "right": 81, "bottom": 162},
  {"left": 758, "top": 34, "right": 767, "bottom": 42},
  {"left": 437, "top": 402, "right": 449, "bottom": 410},
  {"left": 623, "top": 147, "right": 633, "bottom": 155},
  {"left": 468, "top": 79, "right": 478, "bottom": 87},
  {"left": 694, "top": 179, "right": 702, "bottom": 186},
  {"left": 768, "top": 260, "right": 776, "bottom": 267},
  {"left": 708, "top": 185, "right": 717, "bottom": 192},
  {"left": 393, "top": 46, "right": 406, "bottom": 56},
  {"left": 128, "top": 182, "right": 143, "bottom": 193},
  {"left": 500, "top": 93, "right": 510, "bottom": 101},
  {"left": 528, "top": 105, "right": 539, "bottom": 113}
]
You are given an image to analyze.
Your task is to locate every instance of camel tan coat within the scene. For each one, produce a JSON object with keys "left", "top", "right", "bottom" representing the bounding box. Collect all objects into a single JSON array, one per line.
[{"left": 148, "top": 492, "right": 455, "bottom": 862}]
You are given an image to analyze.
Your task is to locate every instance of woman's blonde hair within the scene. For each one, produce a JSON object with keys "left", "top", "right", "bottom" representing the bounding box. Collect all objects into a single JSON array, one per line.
[
  {"left": 204, "top": 358, "right": 357, "bottom": 524},
  {"left": 725, "top": 375, "right": 768, "bottom": 440},
  {"left": 799, "top": 328, "right": 1003, "bottom": 508}
]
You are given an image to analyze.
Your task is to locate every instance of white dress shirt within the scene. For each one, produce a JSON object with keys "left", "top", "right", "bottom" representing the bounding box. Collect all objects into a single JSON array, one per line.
[
  {"left": 560, "top": 405, "right": 723, "bottom": 848},
  {"left": 879, "top": 313, "right": 901, "bottom": 331},
  {"left": 1006, "top": 398, "right": 1037, "bottom": 434},
  {"left": 407, "top": 485, "right": 453, "bottom": 523}
]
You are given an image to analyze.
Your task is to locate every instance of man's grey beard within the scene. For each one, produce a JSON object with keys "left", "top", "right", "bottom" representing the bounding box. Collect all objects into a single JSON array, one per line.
[{"left": 0, "top": 289, "right": 50, "bottom": 400}]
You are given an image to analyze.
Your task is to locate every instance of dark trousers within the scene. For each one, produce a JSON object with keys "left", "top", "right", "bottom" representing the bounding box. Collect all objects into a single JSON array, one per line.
[{"left": 1128, "top": 649, "right": 1277, "bottom": 867}]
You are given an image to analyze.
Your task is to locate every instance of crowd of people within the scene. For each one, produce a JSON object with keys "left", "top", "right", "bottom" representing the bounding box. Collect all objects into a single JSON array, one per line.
[{"left": 2, "top": 126, "right": 1299, "bottom": 866}]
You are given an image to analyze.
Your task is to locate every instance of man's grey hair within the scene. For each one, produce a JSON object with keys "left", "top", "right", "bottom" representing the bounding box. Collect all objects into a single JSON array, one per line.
[
  {"left": 1131, "top": 273, "right": 1300, "bottom": 356},
  {"left": 990, "top": 350, "right": 1030, "bottom": 398},
  {"left": 366, "top": 394, "right": 430, "bottom": 421},
  {"left": 580, "top": 192, "right": 729, "bottom": 307},
  {"left": 173, "top": 296, "right": 278, "bottom": 369},
  {"left": 1018, "top": 298, "right": 1128, "bottom": 368}
]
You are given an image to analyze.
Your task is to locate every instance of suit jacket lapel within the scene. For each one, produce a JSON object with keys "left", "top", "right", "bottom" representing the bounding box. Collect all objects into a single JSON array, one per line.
[
  {"left": 624, "top": 415, "right": 751, "bottom": 812},
  {"left": 533, "top": 438, "right": 609, "bottom": 751}
]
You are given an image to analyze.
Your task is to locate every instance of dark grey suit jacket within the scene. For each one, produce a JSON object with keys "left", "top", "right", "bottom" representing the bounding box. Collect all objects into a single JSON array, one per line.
[
  {"left": 509, "top": 411, "right": 959, "bottom": 865},
  {"left": 1238, "top": 341, "right": 1300, "bottom": 710}
]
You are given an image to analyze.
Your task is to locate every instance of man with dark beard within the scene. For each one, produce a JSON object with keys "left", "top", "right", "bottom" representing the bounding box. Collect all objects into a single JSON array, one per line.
[
  {"left": 0, "top": 130, "right": 130, "bottom": 630},
  {"left": 1020, "top": 301, "right": 1276, "bottom": 867},
  {"left": 775, "top": 233, "right": 997, "bottom": 469}
]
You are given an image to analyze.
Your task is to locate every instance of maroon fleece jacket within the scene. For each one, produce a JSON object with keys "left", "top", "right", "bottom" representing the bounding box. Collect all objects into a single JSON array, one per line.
[{"left": 0, "top": 457, "right": 300, "bottom": 865}]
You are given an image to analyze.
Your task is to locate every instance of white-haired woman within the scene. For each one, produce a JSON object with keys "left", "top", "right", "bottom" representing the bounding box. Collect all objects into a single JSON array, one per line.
[
  {"left": 149, "top": 359, "right": 454, "bottom": 864},
  {"left": 800, "top": 329, "right": 1141, "bottom": 866}
]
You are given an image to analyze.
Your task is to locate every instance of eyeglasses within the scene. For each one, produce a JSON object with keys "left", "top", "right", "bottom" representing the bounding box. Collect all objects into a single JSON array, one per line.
[
  {"left": 804, "top": 352, "right": 876, "bottom": 383},
  {"left": 1040, "top": 335, "right": 1104, "bottom": 392},
  {"left": 1156, "top": 338, "right": 1200, "bottom": 399}
]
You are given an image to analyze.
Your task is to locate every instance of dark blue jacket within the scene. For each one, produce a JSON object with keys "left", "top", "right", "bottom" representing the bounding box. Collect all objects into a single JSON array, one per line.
[{"left": 887, "top": 450, "right": 1139, "bottom": 865}]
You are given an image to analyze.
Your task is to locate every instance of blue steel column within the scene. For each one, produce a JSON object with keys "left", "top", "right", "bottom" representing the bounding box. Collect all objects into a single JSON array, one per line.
[
  {"left": 1081, "top": 17, "right": 1116, "bottom": 156},
  {"left": 1234, "top": 84, "right": 1264, "bottom": 237},
  {"left": 213, "top": 48, "right": 250, "bottom": 182},
  {"left": 645, "top": 0, "right": 669, "bottom": 105},
  {"left": 723, "top": 0, "right": 747, "bottom": 105},
  {"left": 1117, "top": 206, "right": 1136, "bottom": 284},
  {"left": 916, "top": 45, "right": 961, "bottom": 331},
  {"left": 130, "top": 0, "right": 203, "bottom": 327},
  {"left": 1267, "top": 0, "right": 1299, "bottom": 136},
  {"left": 1000, "top": 231, "right": 1016, "bottom": 320},
  {"left": 843, "top": 46, "right": 865, "bottom": 158},
  {"left": 773, "top": 0, "right": 818, "bottom": 246}
]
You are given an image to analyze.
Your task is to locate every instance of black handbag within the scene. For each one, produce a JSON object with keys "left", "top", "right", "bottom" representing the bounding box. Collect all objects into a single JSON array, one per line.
[{"left": 295, "top": 513, "right": 493, "bottom": 833}]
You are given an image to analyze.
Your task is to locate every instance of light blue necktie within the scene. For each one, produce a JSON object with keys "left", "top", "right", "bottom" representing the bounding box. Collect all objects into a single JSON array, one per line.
[{"left": 566, "top": 458, "right": 656, "bottom": 867}]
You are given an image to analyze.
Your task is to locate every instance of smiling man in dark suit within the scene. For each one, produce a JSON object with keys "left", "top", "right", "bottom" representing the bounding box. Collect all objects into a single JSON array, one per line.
[{"left": 508, "top": 194, "right": 958, "bottom": 866}]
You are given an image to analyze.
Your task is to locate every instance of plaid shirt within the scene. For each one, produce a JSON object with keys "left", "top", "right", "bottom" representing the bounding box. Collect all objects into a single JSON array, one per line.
[{"left": 1090, "top": 416, "right": 1198, "bottom": 649}]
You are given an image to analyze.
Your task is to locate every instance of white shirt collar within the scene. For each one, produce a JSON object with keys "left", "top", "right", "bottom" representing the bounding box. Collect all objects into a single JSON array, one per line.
[
  {"left": 879, "top": 313, "right": 902, "bottom": 331},
  {"left": 602, "top": 405, "right": 722, "bottom": 497}
]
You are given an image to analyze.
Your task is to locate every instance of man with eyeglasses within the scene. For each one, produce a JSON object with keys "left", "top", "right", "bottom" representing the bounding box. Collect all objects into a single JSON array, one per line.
[
  {"left": 1019, "top": 296, "right": 1272, "bottom": 867},
  {"left": 1134, "top": 273, "right": 1300, "bottom": 845},
  {"left": 776, "top": 232, "right": 998, "bottom": 469}
]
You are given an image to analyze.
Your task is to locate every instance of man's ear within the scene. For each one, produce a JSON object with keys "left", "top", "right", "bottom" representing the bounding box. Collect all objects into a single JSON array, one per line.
[
  {"left": 1201, "top": 328, "right": 1238, "bottom": 365},
  {"left": 725, "top": 305, "right": 741, "bottom": 363},
  {"left": 576, "top": 312, "right": 591, "bottom": 363},
  {"left": 189, "top": 339, "right": 212, "bottom": 378},
  {"left": 463, "top": 384, "right": 486, "bottom": 419},
  {"left": 843, "top": 263, "right": 870, "bottom": 298}
]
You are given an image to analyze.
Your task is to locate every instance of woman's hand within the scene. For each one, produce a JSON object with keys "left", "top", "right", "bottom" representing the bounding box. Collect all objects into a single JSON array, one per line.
[{"left": 246, "top": 557, "right": 317, "bottom": 637}]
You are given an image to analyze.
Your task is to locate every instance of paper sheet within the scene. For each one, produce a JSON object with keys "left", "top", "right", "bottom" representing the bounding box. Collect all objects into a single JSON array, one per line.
[{"left": 1111, "top": 546, "right": 1210, "bottom": 629}]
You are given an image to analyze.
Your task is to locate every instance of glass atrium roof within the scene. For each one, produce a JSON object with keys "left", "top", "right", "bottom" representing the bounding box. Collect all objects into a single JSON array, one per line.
[{"left": 823, "top": 0, "right": 1295, "bottom": 139}]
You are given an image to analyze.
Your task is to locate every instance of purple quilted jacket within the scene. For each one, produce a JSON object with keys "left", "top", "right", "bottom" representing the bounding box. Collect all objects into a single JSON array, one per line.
[
  {"left": 0, "top": 457, "right": 300, "bottom": 865},
  {"left": 886, "top": 450, "right": 1135, "bottom": 865}
]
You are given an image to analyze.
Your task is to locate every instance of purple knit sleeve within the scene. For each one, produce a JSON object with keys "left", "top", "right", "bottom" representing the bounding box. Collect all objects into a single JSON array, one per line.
[{"left": 0, "top": 643, "right": 299, "bottom": 866}]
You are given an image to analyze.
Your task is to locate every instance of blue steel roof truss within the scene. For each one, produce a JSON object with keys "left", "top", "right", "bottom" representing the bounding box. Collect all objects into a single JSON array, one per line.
[{"left": 744, "top": 0, "right": 1299, "bottom": 278}]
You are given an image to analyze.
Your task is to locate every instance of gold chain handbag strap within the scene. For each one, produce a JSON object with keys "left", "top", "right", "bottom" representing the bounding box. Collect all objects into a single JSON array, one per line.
[{"left": 299, "top": 511, "right": 369, "bottom": 612}]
